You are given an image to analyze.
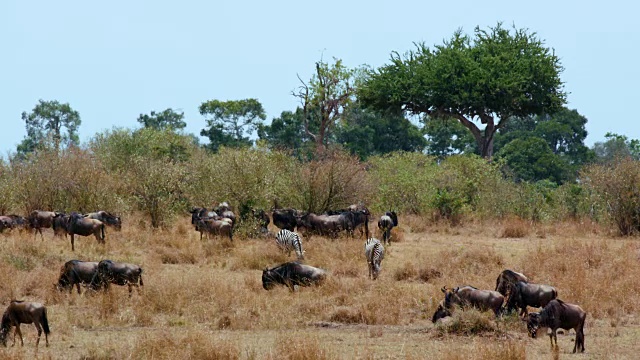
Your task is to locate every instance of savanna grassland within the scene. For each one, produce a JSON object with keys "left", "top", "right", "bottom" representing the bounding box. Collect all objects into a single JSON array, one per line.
[{"left": 1, "top": 214, "right": 639, "bottom": 360}]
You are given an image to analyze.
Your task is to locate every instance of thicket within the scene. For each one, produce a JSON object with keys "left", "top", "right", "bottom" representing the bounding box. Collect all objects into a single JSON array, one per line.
[{"left": 1, "top": 128, "right": 639, "bottom": 234}]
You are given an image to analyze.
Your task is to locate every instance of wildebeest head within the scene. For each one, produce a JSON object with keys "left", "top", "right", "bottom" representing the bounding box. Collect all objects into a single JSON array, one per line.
[
  {"left": 0, "top": 327, "right": 7, "bottom": 347},
  {"left": 442, "top": 286, "right": 462, "bottom": 309},
  {"left": 524, "top": 312, "right": 541, "bottom": 338},
  {"left": 262, "top": 268, "right": 277, "bottom": 290},
  {"left": 432, "top": 300, "right": 451, "bottom": 323}
]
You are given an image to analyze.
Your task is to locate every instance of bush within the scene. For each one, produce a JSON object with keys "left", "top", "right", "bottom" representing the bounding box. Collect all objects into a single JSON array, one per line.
[{"left": 434, "top": 308, "right": 498, "bottom": 335}]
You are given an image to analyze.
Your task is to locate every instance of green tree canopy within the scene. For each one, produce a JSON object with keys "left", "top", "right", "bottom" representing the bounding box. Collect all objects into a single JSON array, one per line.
[
  {"left": 257, "top": 108, "right": 315, "bottom": 160},
  {"left": 358, "top": 23, "right": 566, "bottom": 158},
  {"left": 497, "top": 137, "right": 569, "bottom": 184},
  {"left": 422, "top": 118, "right": 477, "bottom": 159},
  {"left": 17, "top": 99, "right": 81, "bottom": 156},
  {"left": 199, "top": 98, "right": 266, "bottom": 152},
  {"left": 335, "top": 105, "right": 426, "bottom": 160},
  {"left": 592, "top": 132, "right": 640, "bottom": 164},
  {"left": 137, "top": 108, "right": 186, "bottom": 130}
]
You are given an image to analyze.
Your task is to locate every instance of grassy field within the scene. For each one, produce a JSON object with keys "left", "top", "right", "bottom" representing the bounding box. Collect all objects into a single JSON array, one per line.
[{"left": 0, "top": 215, "right": 639, "bottom": 359}]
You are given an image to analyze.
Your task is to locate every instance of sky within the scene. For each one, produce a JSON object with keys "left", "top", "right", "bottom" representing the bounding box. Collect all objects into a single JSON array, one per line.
[{"left": 1, "top": 0, "right": 638, "bottom": 156}]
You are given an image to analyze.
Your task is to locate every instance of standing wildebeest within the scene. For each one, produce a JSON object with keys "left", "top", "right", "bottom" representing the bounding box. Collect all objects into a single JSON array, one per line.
[
  {"left": 262, "top": 262, "right": 327, "bottom": 291},
  {"left": 251, "top": 208, "right": 271, "bottom": 234},
  {"left": 296, "top": 212, "right": 354, "bottom": 238},
  {"left": 272, "top": 208, "right": 299, "bottom": 231},
  {"left": 364, "top": 238, "right": 385, "bottom": 280},
  {"left": 326, "top": 205, "right": 371, "bottom": 239},
  {"left": 0, "top": 216, "right": 12, "bottom": 232},
  {"left": 0, "top": 300, "right": 50, "bottom": 348},
  {"left": 66, "top": 212, "right": 105, "bottom": 251},
  {"left": 190, "top": 207, "right": 217, "bottom": 225},
  {"left": 56, "top": 260, "right": 99, "bottom": 294},
  {"left": 378, "top": 211, "right": 398, "bottom": 245},
  {"left": 214, "top": 202, "right": 236, "bottom": 224},
  {"left": 435, "top": 286, "right": 504, "bottom": 321},
  {"left": 507, "top": 281, "right": 558, "bottom": 315},
  {"left": 27, "top": 210, "right": 61, "bottom": 240},
  {"left": 92, "top": 259, "right": 144, "bottom": 296},
  {"left": 52, "top": 213, "right": 71, "bottom": 238},
  {"left": 524, "top": 299, "right": 586, "bottom": 353},
  {"left": 194, "top": 216, "right": 233, "bottom": 241},
  {"left": 85, "top": 211, "right": 122, "bottom": 231},
  {"left": 495, "top": 269, "right": 529, "bottom": 296}
]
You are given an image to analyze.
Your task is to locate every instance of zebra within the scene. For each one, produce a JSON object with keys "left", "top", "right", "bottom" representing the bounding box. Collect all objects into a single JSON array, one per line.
[
  {"left": 364, "top": 238, "right": 385, "bottom": 280},
  {"left": 275, "top": 229, "right": 305, "bottom": 260},
  {"left": 378, "top": 211, "right": 398, "bottom": 245}
]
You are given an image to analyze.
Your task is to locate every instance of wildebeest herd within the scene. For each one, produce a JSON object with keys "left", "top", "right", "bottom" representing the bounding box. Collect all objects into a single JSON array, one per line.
[{"left": 0, "top": 202, "right": 586, "bottom": 354}]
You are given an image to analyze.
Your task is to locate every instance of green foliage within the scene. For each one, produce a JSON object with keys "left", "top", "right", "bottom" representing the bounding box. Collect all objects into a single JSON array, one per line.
[
  {"left": 336, "top": 105, "right": 426, "bottom": 160},
  {"left": 257, "top": 108, "right": 315, "bottom": 160},
  {"left": 497, "top": 137, "right": 569, "bottom": 184},
  {"left": 582, "top": 158, "right": 640, "bottom": 235},
  {"left": 592, "top": 132, "right": 640, "bottom": 164},
  {"left": 294, "top": 58, "right": 356, "bottom": 154},
  {"left": 137, "top": 108, "right": 187, "bottom": 130},
  {"left": 199, "top": 98, "right": 266, "bottom": 152},
  {"left": 17, "top": 99, "right": 81, "bottom": 157},
  {"left": 359, "top": 23, "right": 566, "bottom": 157},
  {"left": 423, "top": 118, "right": 477, "bottom": 158}
]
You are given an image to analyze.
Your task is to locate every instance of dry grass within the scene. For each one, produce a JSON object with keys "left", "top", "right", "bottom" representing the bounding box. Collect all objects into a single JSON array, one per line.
[
  {"left": 500, "top": 216, "right": 530, "bottom": 238},
  {"left": 0, "top": 214, "right": 639, "bottom": 358}
]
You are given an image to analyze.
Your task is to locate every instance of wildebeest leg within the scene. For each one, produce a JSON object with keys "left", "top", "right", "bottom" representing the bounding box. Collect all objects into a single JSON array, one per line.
[
  {"left": 128, "top": 283, "right": 133, "bottom": 297},
  {"left": 34, "top": 322, "right": 42, "bottom": 347},
  {"left": 71, "top": 233, "right": 75, "bottom": 251},
  {"left": 15, "top": 325, "right": 23, "bottom": 346}
]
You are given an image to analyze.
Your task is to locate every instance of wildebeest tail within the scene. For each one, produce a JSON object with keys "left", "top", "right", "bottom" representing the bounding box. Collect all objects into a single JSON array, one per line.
[
  {"left": 138, "top": 268, "right": 144, "bottom": 286},
  {"left": 100, "top": 223, "right": 105, "bottom": 241},
  {"left": 42, "top": 307, "right": 50, "bottom": 335}
]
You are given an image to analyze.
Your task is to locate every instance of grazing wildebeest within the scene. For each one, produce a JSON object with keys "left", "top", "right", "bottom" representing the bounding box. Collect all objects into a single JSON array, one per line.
[
  {"left": 0, "top": 216, "right": 12, "bottom": 232},
  {"left": 326, "top": 205, "right": 371, "bottom": 239},
  {"left": 431, "top": 300, "right": 452, "bottom": 323},
  {"left": 524, "top": 299, "right": 586, "bottom": 353},
  {"left": 0, "top": 300, "right": 50, "bottom": 348},
  {"left": 27, "top": 210, "right": 61, "bottom": 240},
  {"left": 194, "top": 216, "right": 233, "bottom": 241},
  {"left": 378, "top": 211, "right": 398, "bottom": 245},
  {"left": 66, "top": 212, "right": 106, "bottom": 251},
  {"left": 495, "top": 269, "right": 529, "bottom": 297},
  {"left": 5, "top": 215, "right": 29, "bottom": 233},
  {"left": 262, "top": 262, "right": 327, "bottom": 291},
  {"left": 52, "top": 213, "right": 70, "bottom": 238},
  {"left": 85, "top": 211, "right": 122, "bottom": 231},
  {"left": 56, "top": 260, "right": 99, "bottom": 294},
  {"left": 364, "top": 238, "right": 385, "bottom": 280},
  {"left": 272, "top": 208, "right": 299, "bottom": 231},
  {"left": 507, "top": 281, "right": 558, "bottom": 315},
  {"left": 440, "top": 286, "right": 504, "bottom": 317},
  {"left": 92, "top": 259, "right": 144, "bottom": 296}
]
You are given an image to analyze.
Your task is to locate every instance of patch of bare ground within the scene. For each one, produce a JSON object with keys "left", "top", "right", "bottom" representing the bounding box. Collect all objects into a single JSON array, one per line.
[{"left": 0, "top": 215, "right": 639, "bottom": 359}]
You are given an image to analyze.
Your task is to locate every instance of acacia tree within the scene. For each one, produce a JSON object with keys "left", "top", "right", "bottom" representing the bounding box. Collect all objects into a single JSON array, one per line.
[
  {"left": 294, "top": 58, "right": 355, "bottom": 156},
  {"left": 137, "top": 108, "right": 186, "bottom": 130},
  {"left": 17, "top": 99, "right": 81, "bottom": 155},
  {"left": 358, "top": 23, "right": 566, "bottom": 158},
  {"left": 199, "top": 99, "right": 266, "bottom": 152}
]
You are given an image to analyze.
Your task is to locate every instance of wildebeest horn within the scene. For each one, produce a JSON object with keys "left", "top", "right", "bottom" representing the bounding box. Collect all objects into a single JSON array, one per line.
[{"left": 441, "top": 286, "right": 447, "bottom": 293}]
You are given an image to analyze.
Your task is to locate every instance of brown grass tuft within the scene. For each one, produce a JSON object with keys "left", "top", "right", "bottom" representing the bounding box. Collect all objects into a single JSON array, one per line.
[
  {"left": 500, "top": 217, "right": 530, "bottom": 238},
  {"left": 435, "top": 308, "right": 498, "bottom": 336}
]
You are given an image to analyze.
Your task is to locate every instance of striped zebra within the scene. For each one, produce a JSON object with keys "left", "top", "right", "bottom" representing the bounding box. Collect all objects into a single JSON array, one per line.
[
  {"left": 364, "top": 238, "right": 385, "bottom": 280},
  {"left": 378, "top": 211, "right": 398, "bottom": 245},
  {"left": 275, "top": 229, "right": 305, "bottom": 260}
]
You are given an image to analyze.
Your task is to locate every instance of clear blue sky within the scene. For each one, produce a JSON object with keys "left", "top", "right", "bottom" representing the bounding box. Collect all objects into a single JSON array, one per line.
[{"left": 2, "top": 1, "right": 638, "bottom": 156}]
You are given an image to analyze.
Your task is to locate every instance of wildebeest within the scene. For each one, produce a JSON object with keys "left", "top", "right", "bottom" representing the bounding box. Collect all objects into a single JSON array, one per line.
[
  {"left": 66, "top": 212, "right": 106, "bottom": 251},
  {"left": 262, "top": 262, "right": 327, "bottom": 291},
  {"left": 56, "top": 260, "right": 99, "bottom": 294},
  {"left": 52, "top": 213, "right": 70, "bottom": 238},
  {"left": 524, "top": 299, "right": 586, "bottom": 353},
  {"left": 85, "top": 211, "right": 122, "bottom": 231},
  {"left": 0, "top": 300, "right": 50, "bottom": 348},
  {"left": 194, "top": 216, "right": 233, "bottom": 241},
  {"left": 326, "top": 205, "right": 371, "bottom": 239},
  {"left": 495, "top": 269, "right": 529, "bottom": 296},
  {"left": 92, "top": 259, "right": 144, "bottom": 296},
  {"left": 0, "top": 216, "right": 12, "bottom": 232},
  {"left": 214, "top": 202, "right": 236, "bottom": 224},
  {"left": 272, "top": 208, "right": 299, "bottom": 231},
  {"left": 431, "top": 300, "right": 452, "bottom": 323},
  {"left": 296, "top": 212, "right": 354, "bottom": 237},
  {"left": 364, "top": 238, "right": 385, "bottom": 280},
  {"left": 506, "top": 281, "right": 558, "bottom": 315},
  {"left": 190, "top": 207, "right": 217, "bottom": 225},
  {"left": 438, "top": 286, "right": 504, "bottom": 318},
  {"left": 378, "top": 211, "right": 398, "bottom": 245},
  {"left": 27, "top": 210, "right": 61, "bottom": 240},
  {"left": 251, "top": 208, "right": 270, "bottom": 233},
  {"left": 3, "top": 215, "right": 29, "bottom": 233}
]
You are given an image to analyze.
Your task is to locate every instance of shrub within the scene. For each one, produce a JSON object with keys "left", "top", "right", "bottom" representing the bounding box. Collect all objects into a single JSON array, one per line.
[{"left": 434, "top": 308, "right": 498, "bottom": 335}]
